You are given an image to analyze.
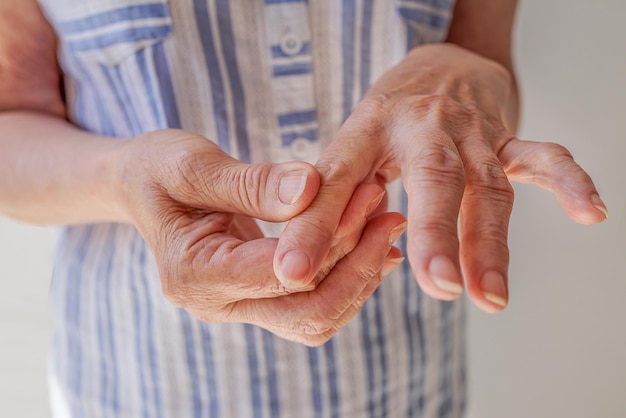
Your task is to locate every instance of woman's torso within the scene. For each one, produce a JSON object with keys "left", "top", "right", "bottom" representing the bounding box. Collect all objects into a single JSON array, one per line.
[{"left": 38, "top": 1, "right": 465, "bottom": 416}]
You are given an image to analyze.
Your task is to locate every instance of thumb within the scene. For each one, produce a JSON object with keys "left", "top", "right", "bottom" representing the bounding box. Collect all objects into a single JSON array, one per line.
[{"left": 172, "top": 150, "right": 321, "bottom": 222}]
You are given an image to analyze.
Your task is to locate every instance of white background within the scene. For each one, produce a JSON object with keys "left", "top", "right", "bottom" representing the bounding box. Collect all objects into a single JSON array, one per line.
[
  {"left": 466, "top": 1, "right": 626, "bottom": 417},
  {"left": 1, "top": 1, "right": 624, "bottom": 416}
]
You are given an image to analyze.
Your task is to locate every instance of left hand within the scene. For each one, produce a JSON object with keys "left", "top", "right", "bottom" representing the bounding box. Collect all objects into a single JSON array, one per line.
[
  {"left": 272, "top": 43, "right": 607, "bottom": 313},
  {"left": 117, "top": 129, "right": 406, "bottom": 345}
]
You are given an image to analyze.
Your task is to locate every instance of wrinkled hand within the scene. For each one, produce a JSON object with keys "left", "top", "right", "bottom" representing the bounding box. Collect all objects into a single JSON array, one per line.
[
  {"left": 274, "top": 43, "right": 607, "bottom": 313},
  {"left": 119, "top": 129, "right": 406, "bottom": 345}
]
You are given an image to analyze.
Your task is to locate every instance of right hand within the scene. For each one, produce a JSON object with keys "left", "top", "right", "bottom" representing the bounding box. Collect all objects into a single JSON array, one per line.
[{"left": 118, "top": 129, "right": 407, "bottom": 346}]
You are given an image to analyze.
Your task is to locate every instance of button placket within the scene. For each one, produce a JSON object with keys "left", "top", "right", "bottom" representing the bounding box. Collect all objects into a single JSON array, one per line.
[{"left": 264, "top": 1, "right": 320, "bottom": 163}]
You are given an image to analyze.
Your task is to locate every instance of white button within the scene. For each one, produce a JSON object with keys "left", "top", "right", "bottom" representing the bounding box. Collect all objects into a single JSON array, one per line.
[
  {"left": 290, "top": 137, "right": 312, "bottom": 159},
  {"left": 280, "top": 33, "right": 303, "bottom": 56}
]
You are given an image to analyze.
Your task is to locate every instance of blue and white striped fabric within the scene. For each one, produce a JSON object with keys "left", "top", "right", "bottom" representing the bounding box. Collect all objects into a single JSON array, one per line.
[{"left": 38, "top": 0, "right": 465, "bottom": 416}]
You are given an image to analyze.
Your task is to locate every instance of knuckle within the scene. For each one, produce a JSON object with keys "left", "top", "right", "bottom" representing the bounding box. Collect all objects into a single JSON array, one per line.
[
  {"left": 235, "top": 164, "right": 270, "bottom": 213},
  {"left": 408, "top": 146, "right": 466, "bottom": 190},
  {"left": 173, "top": 149, "right": 204, "bottom": 189},
  {"left": 357, "top": 263, "right": 380, "bottom": 281},
  {"left": 467, "top": 160, "right": 515, "bottom": 202},
  {"left": 483, "top": 229, "right": 510, "bottom": 250},
  {"left": 266, "top": 281, "right": 297, "bottom": 297},
  {"left": 358, "top": 93, "right": 391, "bottom": 117},
  {"left": 289, "top": 314, "right": 338, "bottom": 346},
  {"left": 417, "top": 145, "right": 464, "bottom": 170},
  {"left": 290, "top": 297, "right": 345, "bottom": 337},
  {"left": 332, "top": 95, "right": 387, "bottom": 150},
  {"left": 464, "top": 229, "right": 510, "bottom": 260},
  {"left": 414, "top": 94, "right": 461, "bottom": 113},
  {"left": 542, "top": 142, "right": 574, "bottom": 164},
  {"left": 291, "top": 215, "right": 337, "bottom": 243},
  {"left": 465, "top": 214, "right": 511, "bottom": 242},
  {"left": 167, "top": 147, "right": 223, "bottom": 203},
  {"left": 354, "top": 290, "right": 374, "bottom": 307},
  {"left": 199, "top": 160, "right": 270, "bottom": 214},
  {"left": 170, "top": 146, "right": 271, "bottom": 214},
  {"left": 398, "top": 95, "right": 502, "bottom": 145},
  {"left": 159, "top": 235, "right": 230, "bottom": 308},
  {"left": 409, "top": 95, "right": 472, "bottom": 126},
  {"left": 413, "top": 219, "right": 459, "bottom": 240},
  {"left": 294, "top": 316, "right": 333, "bottom": 337},
  {"left": 316, "top": 153, "right": 356, "bottom": 181}
]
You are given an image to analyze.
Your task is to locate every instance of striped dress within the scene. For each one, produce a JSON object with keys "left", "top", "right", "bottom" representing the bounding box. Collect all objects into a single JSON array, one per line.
[{"left": 37, "top": 0, "right": 466, "bottom": 416}]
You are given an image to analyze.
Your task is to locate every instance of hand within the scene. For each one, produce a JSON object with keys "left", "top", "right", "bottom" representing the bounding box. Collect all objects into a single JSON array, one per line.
[
  {"left": 274, "top": 43, "right": 607, "bottom": 313},
  {"left": 119, "top": 129, "right": 406, "bottom": 345}
]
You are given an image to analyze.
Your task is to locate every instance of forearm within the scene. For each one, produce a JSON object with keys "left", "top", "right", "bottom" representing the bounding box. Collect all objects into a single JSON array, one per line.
[{"left": 0, "top": 111, "right": 130, "bottom": 225}]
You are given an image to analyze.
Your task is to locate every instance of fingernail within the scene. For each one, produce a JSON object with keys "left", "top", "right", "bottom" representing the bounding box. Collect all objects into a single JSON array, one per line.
[
  {"left": 278, "top": 250, "right": 311, "bottom": 288},
  {"left": 388, "top": 222, "right": 408, "bottom": 245},
  {"left": 429, "top": 256, "right": 463, "bottom": 294},
  {"left": 381, "top": 257, "right": 405, "bottom": 277},
  {"left": 365, "top": 190, "right": 386, "bottom": 217},
  {"left": 278, "top": 171, "right": 308, "bottom": 205},
  {"left": 591, "top": 193, "right": 608, "bottom": 220},
  {"left": 481, "top": 271, "right": 508, "bottom": 308}
]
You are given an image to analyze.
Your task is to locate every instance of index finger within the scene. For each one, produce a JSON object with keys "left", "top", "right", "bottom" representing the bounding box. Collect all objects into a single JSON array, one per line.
[{"left": 273, "top": 103, "right": 386, "bottom": 289}]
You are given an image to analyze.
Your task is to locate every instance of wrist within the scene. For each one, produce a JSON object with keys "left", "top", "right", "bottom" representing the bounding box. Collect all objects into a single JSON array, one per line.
[{"left": 102, "top": 137, "right": 135, "bottom": 224}]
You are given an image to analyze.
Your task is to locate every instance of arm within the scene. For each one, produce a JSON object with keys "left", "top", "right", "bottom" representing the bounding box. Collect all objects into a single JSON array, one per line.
[
  {"left": 274, "top": 0, "right": 607, "bottom": 312},
  {"left": 0, "top": 112, "right": 131, "bottom": 224},
  {"left": 0, "top": 0, "right": 126, "bottom": 224},
  {"left": 446, "top": 0, "right": 518, "bottom": 71}
]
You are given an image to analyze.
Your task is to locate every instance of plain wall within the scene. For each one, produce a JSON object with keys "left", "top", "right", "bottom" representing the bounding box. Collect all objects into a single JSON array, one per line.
[
  {"left": 1, "top": 1, "right": 624, "bottom": 416},
  {"left": 467, "top": 1, "right": 626, "bottom": 417},
  {"left": 0, "top": 220, "right": 53, "bottom": 416}
]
